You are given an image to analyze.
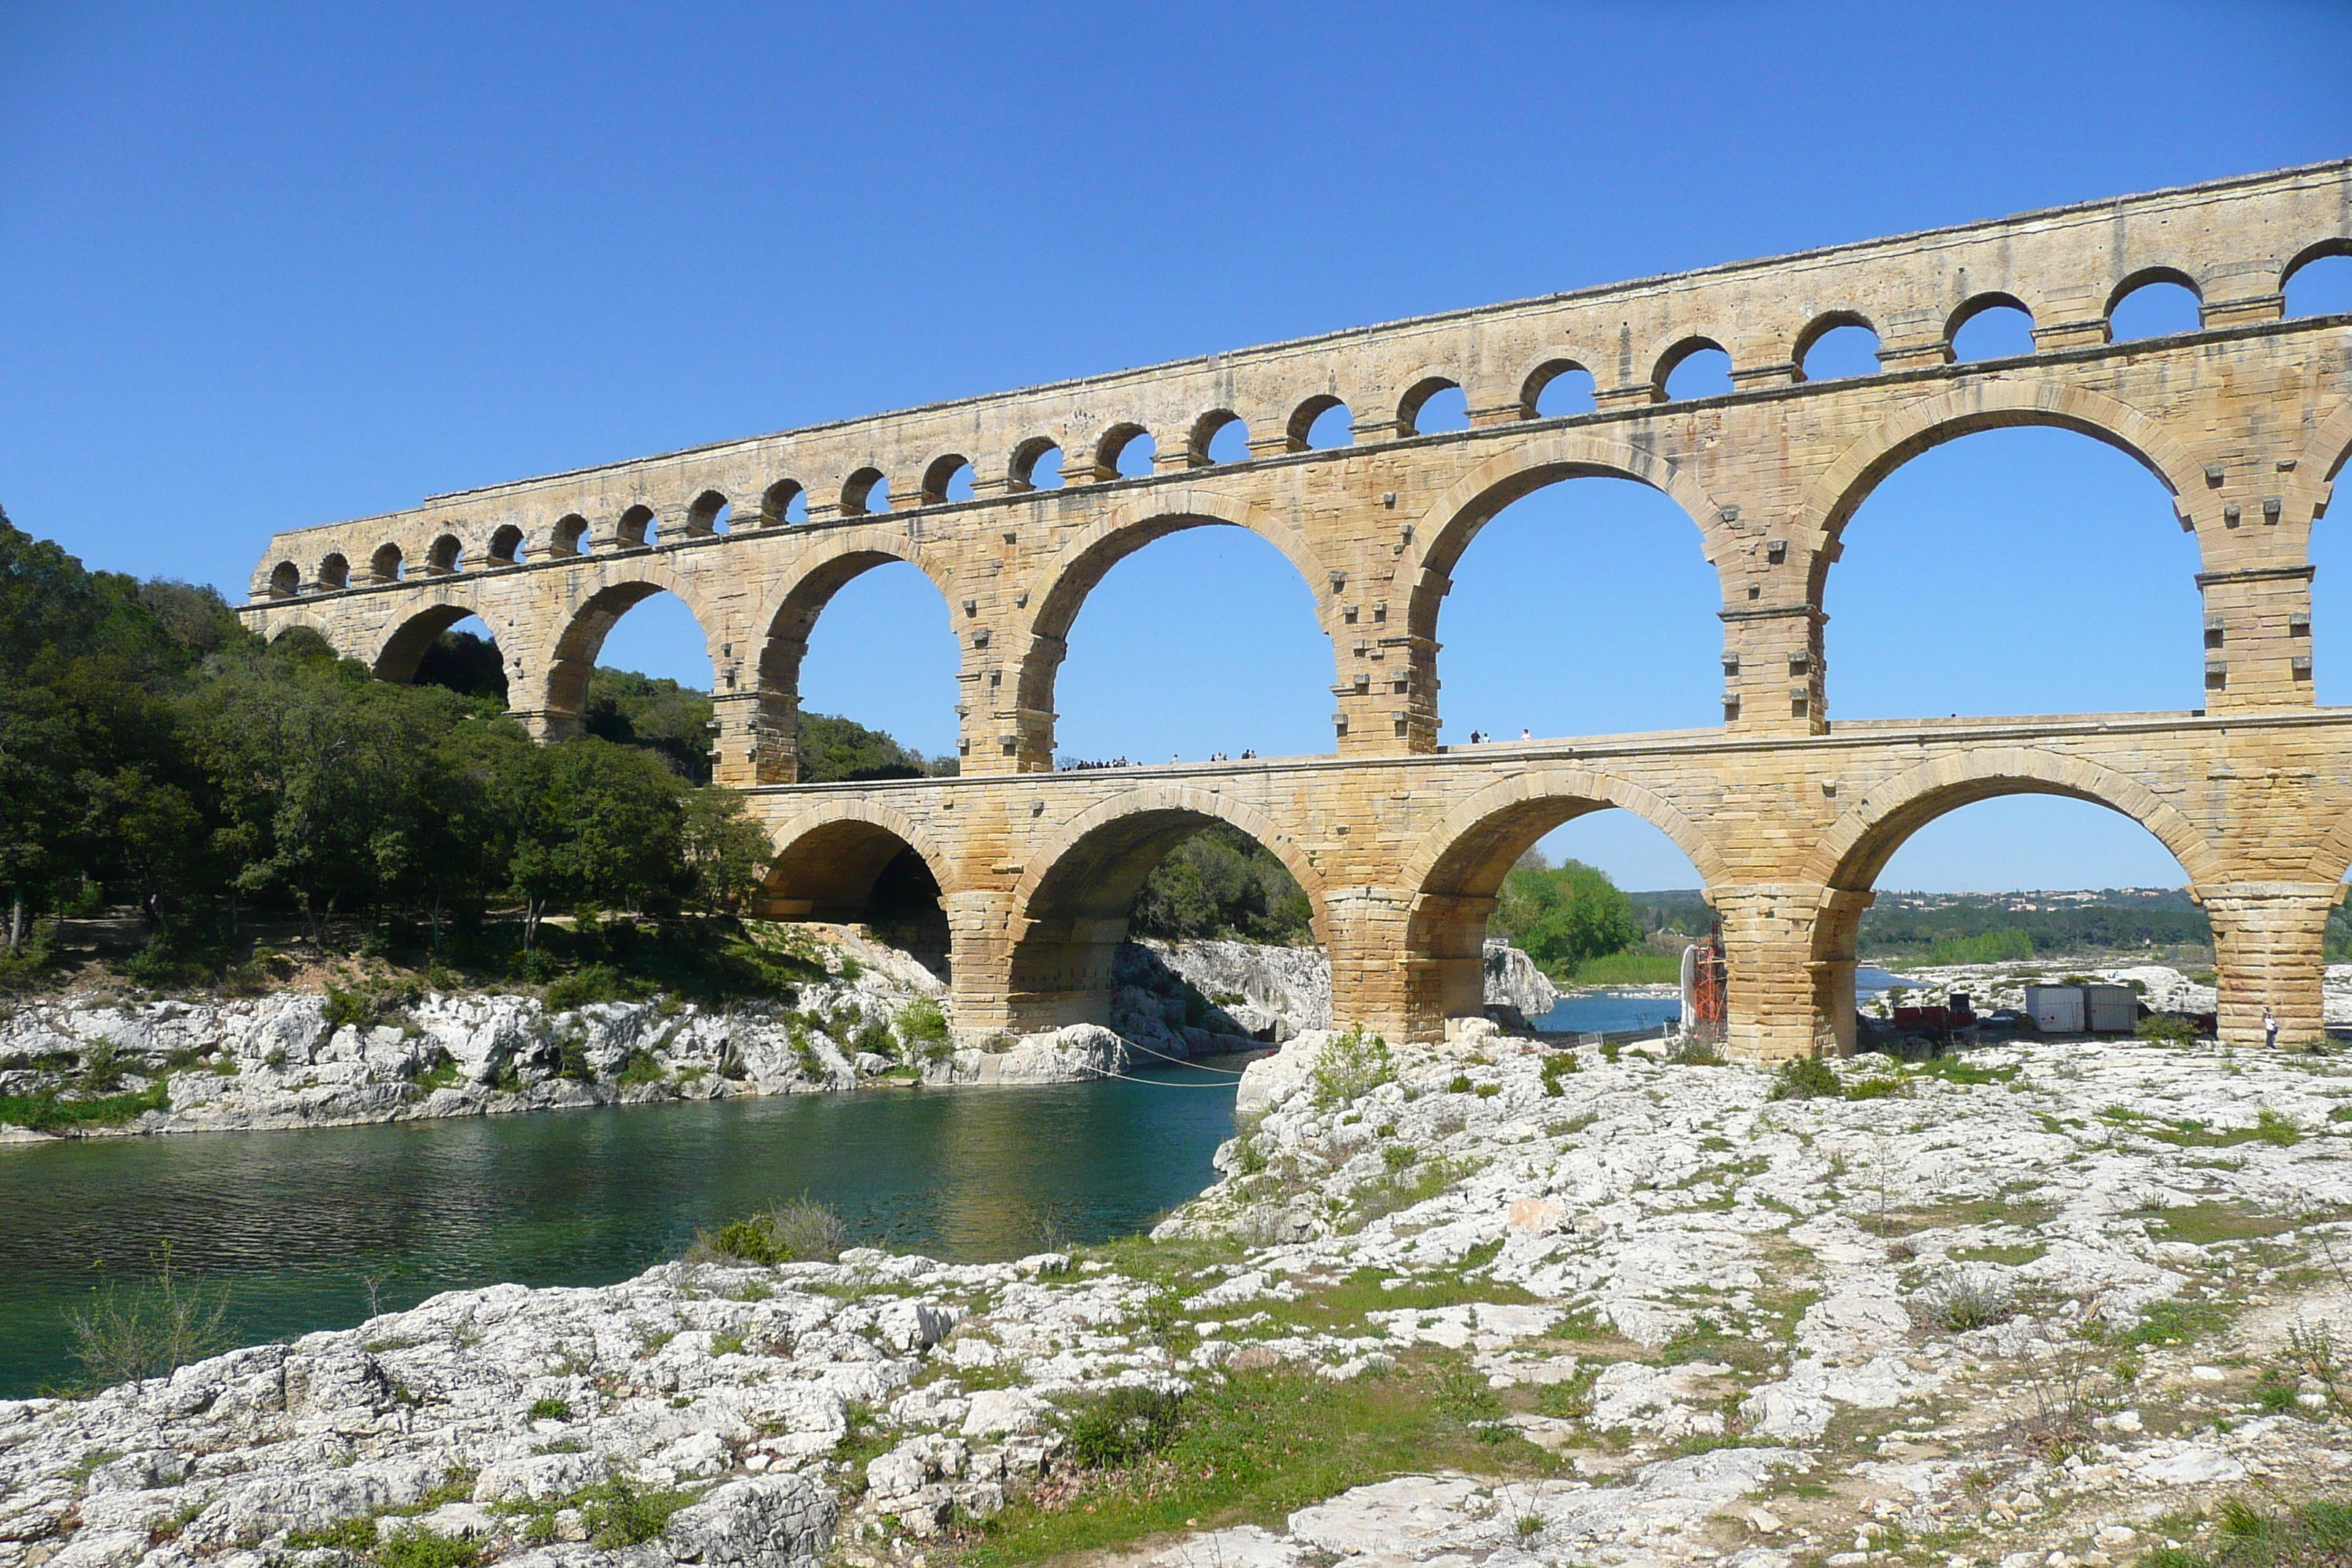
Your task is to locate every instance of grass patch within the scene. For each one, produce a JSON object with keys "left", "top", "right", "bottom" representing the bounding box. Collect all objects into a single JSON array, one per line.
[
  {"left": 2140, "top": 1495, "right": 2352, "bottom": 1568},
  {"left": 2138, "top": 1204, "right": 2329, "bottom": 1247},
  {"left": 1567, "top": 950, "right": 1682, "bottom": 985},
  {"left": 0, "top": 1080, "right": 169, "bottom": 1134},
  {"left": 686, "top": 1196, "right": 847, "bottom": 1264},
  {"left": 966, "top": 1362, "right": 1553, "bottom": 1568}
]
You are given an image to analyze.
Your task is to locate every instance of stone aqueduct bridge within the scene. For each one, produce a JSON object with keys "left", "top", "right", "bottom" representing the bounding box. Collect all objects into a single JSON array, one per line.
[{"left": 240, "top": 162, "right": 2352, "bottom": 1058}]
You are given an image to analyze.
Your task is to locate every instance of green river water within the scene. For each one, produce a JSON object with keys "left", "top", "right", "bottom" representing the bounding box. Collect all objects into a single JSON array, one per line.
[{"left": 0, "top": 1062, "right": 1246, "bottom": 1399}]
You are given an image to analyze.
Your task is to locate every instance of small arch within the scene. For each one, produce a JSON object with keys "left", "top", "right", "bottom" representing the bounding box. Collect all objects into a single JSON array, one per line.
[
  {"left": 761, "top": 480, "right": 808, "bottom": 525},
  {"left": 1097, "top": 423, "right": 1154, "bottom": 479},
  {"left": 686, "top": 490, "right": 733, "bottom": 536},
  {"left": 1794, "top": 312, "right": 1881, "bottom": 382},
  {"left": 551, "top": 514, "right": 589, "bottom": 556},
  {"left": 616, "top": 504, "right": 656, "bottom": 549},
  {"left": 317, "top": 553, "right": 349, "bottom": 590},
  {"left": 1948, "top": 293, "right": 2035, "bottom": 361},
  {"left": 2106, "top": 268, "right": 2202, "bottom": 341},
  {"left": 487, "top": 525, "right": 525, "bottom": 565},
  {"left": 369, "top": 543, "right": 404, "bottom": 583},
  {"left": 426, "top": 534, "right": 462, "bottom": 575},
  {"left": 1656, "top": 336, "right": 1733, "bottom": 400},
  {"left": 2283, "top": 239, "right": 2352, "bottom": 317},
  {"left": 1288, "top": 394, "right": 1352, "bottom": 451},
  {"left": 268, "top": 561, "right": 301, "bottom": 598},
  {"left": 1188, "top": 410, "right": 1251, "bottom": 467},
  {"left": 1396, "top": 376, "right": 1463, "bottom": 437},
  {"left": 1525, "top": 360, "right": 1598, "bottom": 418},
  {"left": 920, "top": 454, "right": 975, "bottom": 506},
  {"left": 1010, "top": 438, "right": 1065, "bottom": 492},
  {"left": 843, "top": 469, "right": 892, "bottom": 516}
]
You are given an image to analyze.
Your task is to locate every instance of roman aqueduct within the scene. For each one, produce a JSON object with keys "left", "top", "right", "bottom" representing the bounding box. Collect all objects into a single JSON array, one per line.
[{"left": 240, "top": 161, "right": 2352, "bottom": 1058}]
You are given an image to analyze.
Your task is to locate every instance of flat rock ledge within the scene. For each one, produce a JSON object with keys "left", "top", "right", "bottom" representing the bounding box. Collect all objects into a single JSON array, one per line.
[{"left": 7, "top": 1030, "right": 2351, "bottom": 1568}]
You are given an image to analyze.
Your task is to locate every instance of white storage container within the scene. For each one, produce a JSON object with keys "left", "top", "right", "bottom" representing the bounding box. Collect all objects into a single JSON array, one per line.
[
  {"left": 2026, "top": 984, "right": 2085, "bottom": 1033},
  {"left": 2084, "top": 984, "right": 2138, "bottom": 1033}
]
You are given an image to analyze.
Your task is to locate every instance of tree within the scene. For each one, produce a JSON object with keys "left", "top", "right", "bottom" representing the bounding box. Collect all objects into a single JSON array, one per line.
[
  {"left": 1493, "top": 855, "right": 1641, "bottom": 979},
  {"left": 679, "top": 788, "right": 774, "bottom": 913},
  {"left": 1128, "top": 823, "right": 1313, "bottom": 944},
  {"left": 499, "top": 739, "right": 689, "bottom": 949}
]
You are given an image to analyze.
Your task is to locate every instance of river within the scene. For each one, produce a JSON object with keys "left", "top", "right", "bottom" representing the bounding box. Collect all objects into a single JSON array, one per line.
[
  {"left": 1537, "top": 964, "right": 1922, "bottom": 1035},
  {"left": 0, "top": 1060, "right": 1247, "bottom": 1400}
]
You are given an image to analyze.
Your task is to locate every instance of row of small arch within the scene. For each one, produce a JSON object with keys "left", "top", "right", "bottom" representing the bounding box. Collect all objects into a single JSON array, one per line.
[{"left": 263, "top": 251, "right": 2352, "bottom": 598}]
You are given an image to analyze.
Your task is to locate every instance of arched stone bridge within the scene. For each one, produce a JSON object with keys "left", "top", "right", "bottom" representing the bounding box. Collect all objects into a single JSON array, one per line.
[{"left": 239, "top": 161, "right": 2352, "bottom": 1058}]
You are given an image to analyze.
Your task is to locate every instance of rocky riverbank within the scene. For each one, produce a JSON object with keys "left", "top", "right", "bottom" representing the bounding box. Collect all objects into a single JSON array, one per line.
[
  {"left": 4, "top": 1026, "right": 2348, "bottom": 1568},
  {"left": 0, "top": 932, "right": 1558, "bottom": 1145}
]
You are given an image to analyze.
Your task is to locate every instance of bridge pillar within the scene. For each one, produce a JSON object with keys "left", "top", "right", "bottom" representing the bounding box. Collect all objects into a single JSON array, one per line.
[
  {"left": 1719, "top": 603, "right": 1828, "bottom": 734},
  {"left": 2195, "top": 565, "right": 2316, "bottom": 711},
  {"left": 709, "top": 691, "right": 796, "bottom": 787},
  {"left": 2195, "top": 881, "right": 2342, "bottom": 1050},
  {"left": 1805, "top": 889, "right": 1877, "bottom": 1058},
  {"left": 1711, "top": 883, "right": 1839, "bottom": 1060},
  {"left": 941, "top": 889, "right": 1019, "bottom": 1044}
]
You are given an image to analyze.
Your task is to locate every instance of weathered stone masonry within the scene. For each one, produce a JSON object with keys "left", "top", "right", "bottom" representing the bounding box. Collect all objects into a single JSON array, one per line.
[{"left": 240, "top": 162, "right": 2352, "bottom": 1058}]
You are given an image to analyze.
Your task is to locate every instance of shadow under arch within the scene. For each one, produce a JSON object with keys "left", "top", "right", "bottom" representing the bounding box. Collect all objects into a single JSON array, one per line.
[
  {"left": 1003, "top": 783, "right": 1324, "bottom": 1034},
  {"left": 540, "top": 563, "right": 723, "bottom": 725},
  {"left": 1796, "top": 747, "right": 2221, "bottom": 1052},
  {"left": 745, "top": 527, "right": 962, "bottom": 777},
  {"left": 759, "top": 800, "right": 958, "bottom": 982},
  {"left": 1801, "top": 383, "right": 2204, "bottom": 574},
  {"left": 372, "top": 595, "right": 524, "bottom": 685},
  {"left": 1012, "top": 491, "right": 1337, "bottom": 770},
  {"left": 1395, "top": 767, "right": 1725, "bottom": 1035}
]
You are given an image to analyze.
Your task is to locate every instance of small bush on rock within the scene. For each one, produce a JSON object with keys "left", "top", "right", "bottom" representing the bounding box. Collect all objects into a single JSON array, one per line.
[
  {"left": 1311, "top": 1026, "right": 1395, "bottom": 1109},
  {"left": 1061, "top": 1384, "right": 1187, "bottom": 1470},
  {"left": 2137, "top": 1014, "right": 2197, "bottom": 1046},
  {"left": 897, "top": 998, "right": 951, "bottom": 1061},
  {"left": 64, "top": 1246, "right": 231, "bottom": 1390},
  {"left": 1768, "top": 1055, "right": 1841, "bottom": 1101},
  {"left": 577, "top": 1474, "right": 698, "bottom": 1549},
  {"left": 691, "top": 1196, "right": 848, "bottom": 1264},
  {"left": 1920, "top": 1270, "right": 2014, "bottom": 1332}
]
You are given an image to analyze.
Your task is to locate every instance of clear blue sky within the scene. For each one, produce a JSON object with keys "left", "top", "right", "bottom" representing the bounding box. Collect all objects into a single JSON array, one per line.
[{"left": 5, "top": 0, "right": 2350, "bottom": 893}]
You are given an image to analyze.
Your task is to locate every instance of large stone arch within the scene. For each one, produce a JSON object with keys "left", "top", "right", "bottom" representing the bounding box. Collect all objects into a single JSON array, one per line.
[
  {"left": 1799, "top": 746, "right": 2224, "bottom": 893},
  {"left": 746, "top": 525, "right": 962, "bottom": 680},
  {"left": 370, "top": 589, "right": 531, "bottom": 685},
  {"left": 1801, "top": 381, "right": 2206, "bottom": 573},
  {"left": 758, "top": 797, "right": 960, "bottom": 982},
  {"left": 1010, "top": 490, "right": 1338, "bottom": 769},
  {"left": 538, "top": 559, "right": 725, "bottom": 723},
  {"left": 998, "top": 781, "right": 1324, "bottom": 1033},
  {"left": 1404, "top": 431, "right": 1732, "bottom": 647},
  {"left": 1392, "top": 766, "right": 1725, "bottom": 1033}
]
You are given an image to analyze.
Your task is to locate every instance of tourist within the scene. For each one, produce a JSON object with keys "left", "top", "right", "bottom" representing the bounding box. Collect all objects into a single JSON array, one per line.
[
  {"left": 1520, "top": 727, "right": 1531, "bottom": 741},
  {"left": 2264, "top": 1006, "right": 2279, "bottom": 1049}
]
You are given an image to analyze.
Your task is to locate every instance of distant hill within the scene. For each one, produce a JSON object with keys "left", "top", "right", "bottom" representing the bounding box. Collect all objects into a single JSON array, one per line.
[{"left": 1621, "top": 885, "right": 2262, "bottom": 963}]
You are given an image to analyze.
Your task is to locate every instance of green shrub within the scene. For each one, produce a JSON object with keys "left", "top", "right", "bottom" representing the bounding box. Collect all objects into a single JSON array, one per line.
[
  {"left": 1539, "top": 1051, "right": 1579, "bottom": 1098},
  {"left": 1473, "top": 1082, "right": 1501, "bottom": 1099},
  {"left": 2254, "top": 1108, "right": 2302, "bottom": 1147},
  {"left": 578, "top": 1474, "right": 698, "bottom": 1548},
  {"left": 323, "top": 985, "right": 372, "bottom": 1030},
  {"left": 1843, "top": 1074, "right": 1911, "bottom": 1101},
  {"left": 1060, "top": 1384, "right": 1187, "bottom": 1470},
  {"left": 528, "top": 1397, "right": 572, "bottom": 1421},
  {"left": 375, "top": 1524, "right": 480, "bottom": 1568},
  {"left": 616, "top": 1049, "right": 666, "bottom": 1087},
  {"left": 1768, "top": 1055, "right": 1841, "bottom": 1101},
  {"left": 284, "top": 1516, "right": 380, "bottom": 1553},
  {"left": 852, "top": 1017, "right": 897, "bottom": 1060},
  {"left": 543, "top": 964, "right": 649, "bottom": 1011},
  {"left": 894, "top": 998, "right": 954, "bottom": 1063},
  {"left": 692, "top": 1196, "right": 848, "bottom": 1264},
  {"left": 1446, "top": 1074, "right": 1474, "bottom": 1094},
  {"left": 1310, "top": 1025, "right": 1395, "bottom": 1109},
  {"left": 64, "top": 1248, "right": 232, "bottom": 1392},
  {"left": 557, "top": 1033, "right": 595, "bottom": 1082},
  {"left": 2137, "top": 1014, "right": 2198, "bottom": 1045}
]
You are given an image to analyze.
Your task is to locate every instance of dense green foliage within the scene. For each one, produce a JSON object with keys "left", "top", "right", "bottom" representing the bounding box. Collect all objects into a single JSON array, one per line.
[
  {"left": 0, "top": 513, "right": 776, "bottom": 985},
  {"left": 796, "top": 711, "right": 954, "bottom": 783},
  {"left": 1127, "top": 823, "right": 1315, "bottom": 943},
  {"left": 1492, "top": 854, "right": 1642, "bottom": 981}
]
